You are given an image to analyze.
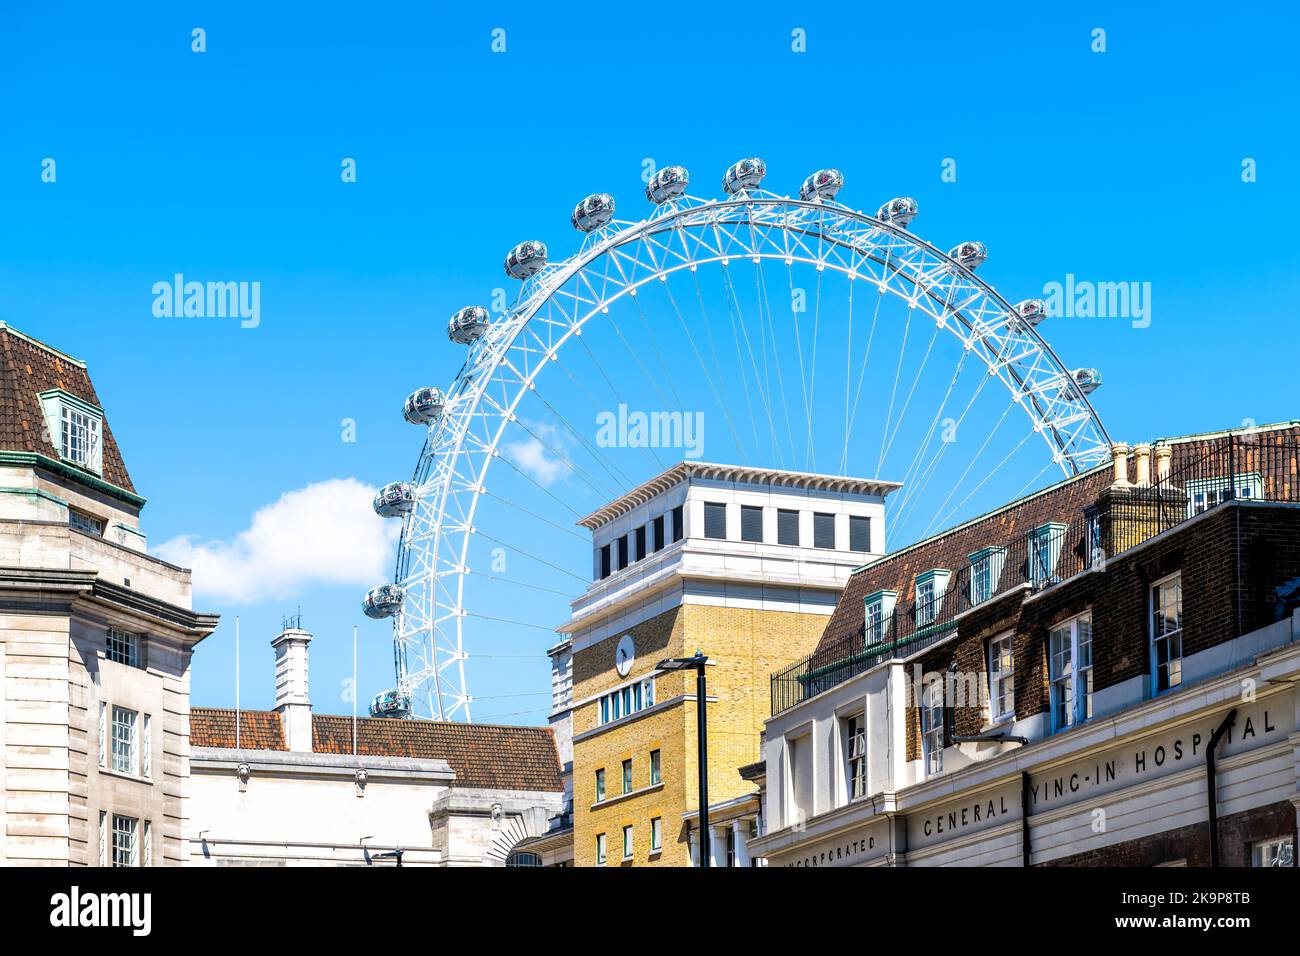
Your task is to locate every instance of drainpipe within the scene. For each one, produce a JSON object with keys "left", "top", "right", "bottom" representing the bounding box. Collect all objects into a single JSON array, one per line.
[
  {"left": 1206, "top": 708, "right": 1237, "bottom": 868},
  {"left": 1021, "top": 771, "right": 1032, "bottom": 868}
]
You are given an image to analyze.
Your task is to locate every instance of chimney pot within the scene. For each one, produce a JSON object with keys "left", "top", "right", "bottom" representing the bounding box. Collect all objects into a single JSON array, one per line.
[
  {"left": 1110, "top": 442, "right": 1131, "bottom": 487},
  {"left": 1133, "top": 443, "right": 1152, "bottom": 486},
  {"left": 1154, "top": 443, "right": 1172, "bottom": 482}
]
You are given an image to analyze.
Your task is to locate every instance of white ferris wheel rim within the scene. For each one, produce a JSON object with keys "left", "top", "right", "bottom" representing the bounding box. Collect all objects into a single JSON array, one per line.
[{"left": 388, "top": 184, "right": 1112, "bottom": 722}]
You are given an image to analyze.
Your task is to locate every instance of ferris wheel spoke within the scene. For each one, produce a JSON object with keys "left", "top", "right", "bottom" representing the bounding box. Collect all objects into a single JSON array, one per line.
[
  {"left": 878, "top": 324, "right": 942, "bottom": 471},
  {"left": 892, "top": 370, "right": 1002, "bottom": 529},
  {"left": 754, "top": 259, "right": 800, "bottom": 467},
  {"left": 721, "top": 261, "right": 785, "bottom": 466},
  {"left": 923, "top": 401, "right": 1028, "bottom": 538},
  {"left": 472, "top": 530, "right": 587, "bottom": 584}
]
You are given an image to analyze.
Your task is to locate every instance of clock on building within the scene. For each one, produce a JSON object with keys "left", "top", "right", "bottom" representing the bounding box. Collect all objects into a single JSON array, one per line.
[{"left": 615, "top": 633, "right": 635, "bottom": 677}]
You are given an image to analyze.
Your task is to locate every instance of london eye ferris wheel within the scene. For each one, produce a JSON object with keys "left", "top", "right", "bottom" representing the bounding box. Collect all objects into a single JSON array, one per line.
[{"left": 362, "top": 158, "right": 1110, "bottom": 722}]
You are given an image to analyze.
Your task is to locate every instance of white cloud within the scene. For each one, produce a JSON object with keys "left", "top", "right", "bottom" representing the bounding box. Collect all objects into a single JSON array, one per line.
[
  {"left": 502, "top": 420, "right": 573, "bottom": 488},
  {"left": 155, "top": 478, "right": 400, "bottom": 605}
]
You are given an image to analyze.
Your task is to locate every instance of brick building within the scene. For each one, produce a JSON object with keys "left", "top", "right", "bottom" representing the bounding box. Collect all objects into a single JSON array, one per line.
[
  {"left": 752, "top": 423, "right": 1300, "bottom": 867},
  {"left": 562, "top": 461, "right": 899, "bottom": 866}
]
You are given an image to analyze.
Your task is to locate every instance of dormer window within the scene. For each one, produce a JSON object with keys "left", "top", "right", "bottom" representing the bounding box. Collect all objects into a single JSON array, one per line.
[
  {"left": 863, "top": 590, "right": 898, "bottom": 646},
  {"left": 968, "top": 546, "right": 1007, "bottom": 605},
  {"left": 1028, "top": 523, "right": 1067, "bottom": 588},
  {"left": 914, "top": 570, "right": 950, "bottom": 627},
  {"left": 39, "top": 390, "right": 104, "bottom": 475}
]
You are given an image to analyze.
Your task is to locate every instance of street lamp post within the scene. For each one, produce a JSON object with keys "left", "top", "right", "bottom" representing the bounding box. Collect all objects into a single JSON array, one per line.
[{"left": 657, "top": 651, "right": 711, "bottom": 867}]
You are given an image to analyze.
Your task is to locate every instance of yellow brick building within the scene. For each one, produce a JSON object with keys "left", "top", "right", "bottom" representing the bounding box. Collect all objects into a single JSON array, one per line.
[{"left": 561, "top": 462, "right": 899, "bottom": 866}]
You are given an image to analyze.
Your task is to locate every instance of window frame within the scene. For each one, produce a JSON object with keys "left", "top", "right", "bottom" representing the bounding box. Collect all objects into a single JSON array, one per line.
[
  {"left": 622, "top": 825, "right": 634, "bottom": 860},
  {"left": 776, "top": 508, "right": 800, "bottom": 546},
  {"left": 987, "top": 632, "right": 1015, "bottom": 724},
  {"left": 1028, "top": 522, "right": 1068, "bottom": 589},
  {"left": 1049, "top": 611, "right": 1093, "bottom": 732},
  {"left": 621, "top": 758, "right": 633, "bottom": 795},
  {"left": 1149, "top": 572, "right": 1184, "bottom": 695},
  {"left": 920, "top": 679, "right": 945, "bottom": 777},
  {"left": 740, "top": 504, "right": 764, "bottom": 543},
  {"left": 653, "top": 514, "right": 665, "bottom": 551},
  {"left": 913, "top": 570, "right": 950, "bottom": 627},
  {"left": 596, "top": 832, "right": 607, "bottom": 865},
  {"left": 812, "top": 512, "right": 836, "bottom": 550},
  {"left": 649, "top": 748, "right": 661, "bottom": 786},
  {"left": 848, "top": 514, "right": 871, "bottom": 553},
  {"left": 968, "top": 547, "right": 1007, "bottom": 606},
  {"left": 594, "top": 768, "right": 606, "bottom": 803},
  {"left": 112, "top": 814, "right": 138, "bottom": 867},
  {"left": 1252, "top": 836, "right": 1295, "bottom": 868},
  {"left": 1186, "top": 473, "right": 1263, "bottom": 518},
  {"left": 703, "top": 501, "right": 727, "bottom": 540},
  {"left": 863, "top": 590, "right": 897, "bottom": 647},
  {"left": 650, "top": 816, "right": 663, "bottom": 852},
  {"left": 105, "top": 627, "right": 142, "bottom": 668},
  {"left": 111, "top": 705, "right": 138, "bottom": 775},
  {"left": 845, "top": 713, "right": 867, "bottom": 800}
]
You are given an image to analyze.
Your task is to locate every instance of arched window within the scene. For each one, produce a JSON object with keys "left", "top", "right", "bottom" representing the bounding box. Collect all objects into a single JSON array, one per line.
[{"left": 506, "top": 850, "right": 543, "bottom": 868}]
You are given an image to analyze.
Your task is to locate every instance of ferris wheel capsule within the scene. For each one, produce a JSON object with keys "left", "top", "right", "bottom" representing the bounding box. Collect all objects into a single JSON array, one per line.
[
  {"left": 369, "top": 688, "right": 412, "bottom": 718},
  {"left": 723, "top": 157, "right": 766, "bottom": 195},
  {"left": 448, "top": 305, "right": 490, "bottom": 345},
  {"left": 1066, "top": 367, "right": 1102, "bottom": 396},
  {"left": 403, "top": 386, "right": 446, "bottom": 425},
  {"left": 876, "top": 197, "right": 918, "bottom": 228},
  {"left": 646, "top": 166, "right": 689, "bottom": 204},
  {"left": 572, "top": 193, "right": 615, "bottom": 232},
  {"left": 1008, "top": 298, "right": 1048, "bottom": 332},
  {"left": 948, "top": 241, "right": 987, "bottom": 271},
  {"left": 362, "top": 584, "right": 404, "bottom": 619},
  {"left": 504, "top": 240, "right": 548, "bottom": 279},
  {"left": 799, "top": 168, "right": 844, "bottom": 202},
  {"left": 373, "top": 481, "right": 416, "bottom": 518}
]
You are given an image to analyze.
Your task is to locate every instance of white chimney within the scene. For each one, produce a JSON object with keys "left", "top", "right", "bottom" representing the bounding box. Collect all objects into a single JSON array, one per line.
[{"left": 272, "top": 621, "right": 313, "bottom": 752}]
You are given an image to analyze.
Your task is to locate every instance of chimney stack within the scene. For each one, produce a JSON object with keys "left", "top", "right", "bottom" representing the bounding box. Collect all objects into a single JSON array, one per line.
[
  {"left": 1133, "top": 443, "right": 1152, "bottom": 486},
  {"left": 272, "top": 619, "right": 313, "bottom": 752}
]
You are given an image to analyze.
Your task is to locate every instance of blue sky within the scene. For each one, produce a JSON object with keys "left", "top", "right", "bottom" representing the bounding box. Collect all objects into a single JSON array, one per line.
[{"left": 1, "top": 2, "right": 1296, "bottom": 723}]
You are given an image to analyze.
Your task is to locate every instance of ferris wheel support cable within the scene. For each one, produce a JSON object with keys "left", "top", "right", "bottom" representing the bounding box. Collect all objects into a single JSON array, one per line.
[
  {"left": 754, "top": 259, "right": 800, "bottom": 466},
  {"left": 893, "top": 361, "right": 1001, "bottom": 527},
  {"left": 878, "top": 300, "right": 917, "bottom": 476},
  {"left": 720, "top": 258, "right": 777, "bottom": 464},
  {"left": 527, "top": 383, "right": 645, "bottom": 492},
  {"left": 687, "top": 264, "right": 744, "bottom": 451},
  {"left": 924, "top": 402, "right": 1027, "bottom": 539},
  {"left": 805, "top": 264, "right": 824, "bottom": 471},
  {"left": 898, "top": 382, "right": 1009, "bottom": 531},
  {"left": 842, "top": 280, "right": 886, "bottom": 475},
  {"left": 661, "top": 275, "right": 747, "bottom": 460},
  {"left": 893, "top": 348, "right": 971, "bottom": 508},
  {"left": 472, "top": 530, "right": 588, "bottom": 584},
  {"left": 465, "top": 570, "right": 578, "bottom": 598},
  {"left": 627, "top": 283, "right": 687, "bottom": 412},
  {"left": 479, "top": 488, "right": 591, "bottom": 542},
  {"left": 929, "top": 425, "right": 1041, "bottom": 537},
  {"left": 547, "top": 351, "right": 665, "bottom": 486},
  {"left": 570, "top": 331, "right": 667, "bottom": 474},
  {"left": 494, "top": 408, "right": 620, "bottom": 504},
  {"left": 878, "top": 323, "right": 943, "bottom": 469}
]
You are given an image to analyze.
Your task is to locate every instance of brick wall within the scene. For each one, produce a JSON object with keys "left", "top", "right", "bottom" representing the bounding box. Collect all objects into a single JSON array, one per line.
[{"left": 1044, "top": 800, "right": 1297, "bottom": 867}]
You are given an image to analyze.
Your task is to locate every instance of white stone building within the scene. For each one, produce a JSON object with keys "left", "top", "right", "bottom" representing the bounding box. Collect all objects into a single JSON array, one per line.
[
  {"left": 187, "top": 621, "right": 565, "bottom": 866},
  {"left": 0, "top": 323, "right": 218, "bottom": 866}
]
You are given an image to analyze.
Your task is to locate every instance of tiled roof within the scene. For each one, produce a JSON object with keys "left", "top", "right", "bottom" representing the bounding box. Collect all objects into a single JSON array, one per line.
[
  {"left": 190, "top": 707, "right": 286, "bottom": 750},
  {"left": 190, "top": 708, "right": 563, "bottom": 793},
  {"left": 0, "top": 324, "right": 136, "bottom": 493}
]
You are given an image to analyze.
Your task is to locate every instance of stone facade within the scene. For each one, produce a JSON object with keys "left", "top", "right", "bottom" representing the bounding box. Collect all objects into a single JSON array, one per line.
[{"left": 0, "top": 324, "right": 217, "bottom": 866}]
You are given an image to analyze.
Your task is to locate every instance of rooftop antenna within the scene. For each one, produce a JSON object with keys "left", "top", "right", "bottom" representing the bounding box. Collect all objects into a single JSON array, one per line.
[
  {"left": 235, "top": 616, "right": 241, "bottom": 751},
  {"left": 352, "top": 625, "right": 358, "bottom": 758}
]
